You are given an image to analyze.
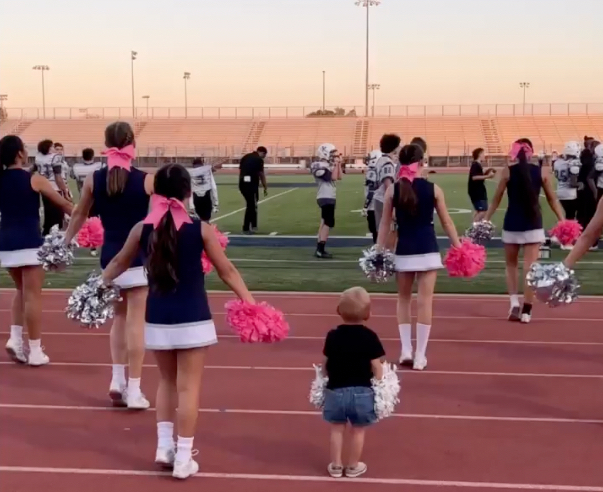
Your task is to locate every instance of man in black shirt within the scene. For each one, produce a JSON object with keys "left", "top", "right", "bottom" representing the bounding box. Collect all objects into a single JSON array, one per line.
[
  {"left": 239, "top": 146, "right": 268, "bottom": 234},
  {"left": 467, "top": 148, "right": 495, "bottom": 221}
]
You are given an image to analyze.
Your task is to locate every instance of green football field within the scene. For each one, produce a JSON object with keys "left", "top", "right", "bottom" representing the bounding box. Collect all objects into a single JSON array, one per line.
[{"left": 2, "top": 171, "right": 601, "bottom": 294}]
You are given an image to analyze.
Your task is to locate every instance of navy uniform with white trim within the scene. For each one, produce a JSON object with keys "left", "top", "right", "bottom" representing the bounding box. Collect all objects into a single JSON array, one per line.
[
  {"left": 140, "top": 218, "right": 217, "bottom": 350},
  {"left": 93, "top": 167, "right": 150, "bottom": 288},
  {"left": 0, "top": 168, "right": 43, "bottom": 268},
  {"left": 393, "top": 178, "right": 443, "bottom": 272}
]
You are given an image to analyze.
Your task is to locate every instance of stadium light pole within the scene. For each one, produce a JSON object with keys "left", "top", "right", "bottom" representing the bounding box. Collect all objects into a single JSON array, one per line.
[
  {"left": 368, "top": 83, "right": 380, "bottom": 117},
  {"left": 142, "top": 95, "right": 150, "bottom": 119},
  {"left": 131, "top": 51, "right": 138, "bottom": 118},
  {"left": 322, "top": 71, "right": 326, "bottom": 112},
  {"left": 32, "top": 65, "right": 49, "bottom": 118},
  {"left": 183, "top": 72, "right": 191, "bottom": 118},
  {"left": 356, "top": 0, "right": 380, "bottom": 117},
  {"left": 519, "top": 82, "right": 530, "bottom": 115}
]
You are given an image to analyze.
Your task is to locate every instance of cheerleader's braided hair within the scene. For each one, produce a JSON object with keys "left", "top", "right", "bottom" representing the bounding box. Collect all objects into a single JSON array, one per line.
[{"left": 104, "top": 121, "right": 135, "bottom": 196}]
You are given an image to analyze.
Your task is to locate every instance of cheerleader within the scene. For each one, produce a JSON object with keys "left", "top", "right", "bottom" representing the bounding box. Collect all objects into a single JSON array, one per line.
[
  {"left": 377, "top": 144, "right": 461, "bottom": 370},
  {"left": 65, "top": 121, "right": 153, "bottom": 409},
  {"left": 101, "top": 163, "right": 255, "bottom": 479},
  {"left": 0, "top": 135, "right": 72, "bottom": 365},
  {"left": 484, "top": 139, "right": 564, "bottom": 323},
  {"left": 188, "top": 157, "right": 218, "bottom": 221}
]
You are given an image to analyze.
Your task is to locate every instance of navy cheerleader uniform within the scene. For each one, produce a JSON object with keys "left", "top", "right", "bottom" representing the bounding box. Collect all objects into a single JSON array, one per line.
[
  {"left": 393, "top": 179, "right": 443, "bottom": 272},
  {"left": 501, "top": 164, "right": 545, "bottom": 245},
  {"left": 140, "top": 220, "right": 218, "bottom": 350},
  {"left": 93, "top": 167, "right": 149, "bottom": 288},
  {"left": 0, "top": 169, "right": 43, "bottom": 268}
]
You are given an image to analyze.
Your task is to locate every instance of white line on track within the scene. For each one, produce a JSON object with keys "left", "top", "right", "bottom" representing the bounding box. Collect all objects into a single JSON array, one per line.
[
  {"left": 0, "top": 466, "right": 602, "bottom": 490},
  {"left": 211, "top": 188, "right": 297, "bottom": 222},
  {"left": 0, "top": 361, "right": 600, "bottom": 378},
  {"left": 4, "top": 332, "right": 603, "bottom": 346},
  {"left": 0, "top": 309, "right": 599, "bottom": 322},
  {"left": 1, "top": 403, "right": 602, "bottom": 425}
]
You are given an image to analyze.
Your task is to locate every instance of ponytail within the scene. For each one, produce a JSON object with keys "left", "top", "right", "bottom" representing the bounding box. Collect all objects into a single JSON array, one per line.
[
  {"left": 146, "top": 213, "right": 179, "bottom": 293},
  {"left": 106, "top": 167, "right": 129, "bottom": 196},
  {"left": 396, "top": 179, "right": 417, "bottom": 215},
  {"left": 515, "top": 148, "right": 539, "bottom": 222}
]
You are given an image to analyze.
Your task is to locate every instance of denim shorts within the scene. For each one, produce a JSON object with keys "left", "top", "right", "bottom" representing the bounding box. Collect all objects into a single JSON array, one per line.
[{"left": 323, "top": 386, "right": 377, "bottom": 427}]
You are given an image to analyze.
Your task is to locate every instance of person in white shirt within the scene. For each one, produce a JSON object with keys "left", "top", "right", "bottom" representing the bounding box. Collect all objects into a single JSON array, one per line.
[
  {"left": 189, "top": 157, "right": 218, "bottom": 221},
  {"left": 373, "top": 134, "right": 401, "bottom": 229},
  {"left": 553, "top": 141, "right": 581, "bottom": 221},
  {"left": 363, "top": 150, "right": 382, "bottom": 243},
  {"left": 35, "top": 139, "right": 71, "bottom": 235}
]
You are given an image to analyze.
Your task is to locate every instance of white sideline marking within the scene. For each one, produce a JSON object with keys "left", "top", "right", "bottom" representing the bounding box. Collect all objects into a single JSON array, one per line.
[
  {"left": 269, "top": 232, "right": 278, "bottom": 236},
  {"left": 0, "top": 361, "right": 600, "bottom": 378},
  {"left": 4, "top": 331, "right": 603, "bottom": 346},
  {"left": 1, "top": 403, "right": 602, "bottom": 425},
  {"left": 211, "top": 189, "right": 297, "bottom": 222},
  {"left": 0, "top": 466, "right": 602, "bottom": 490}
]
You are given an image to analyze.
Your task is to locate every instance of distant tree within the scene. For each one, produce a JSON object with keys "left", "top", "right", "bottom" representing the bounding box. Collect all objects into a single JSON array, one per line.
[{"left": 305, "top": 107, "right": 355, "bottom": 117}]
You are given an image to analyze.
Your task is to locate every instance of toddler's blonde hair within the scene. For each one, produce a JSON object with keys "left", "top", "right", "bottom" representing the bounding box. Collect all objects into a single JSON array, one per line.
[{"left": 338, "top": 286, "right": 371, "bottom": 323}]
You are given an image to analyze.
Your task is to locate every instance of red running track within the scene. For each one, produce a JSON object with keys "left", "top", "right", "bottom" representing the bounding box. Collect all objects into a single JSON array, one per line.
[{"left": 1, "top": 291, "right": 603, "bottom": 492}]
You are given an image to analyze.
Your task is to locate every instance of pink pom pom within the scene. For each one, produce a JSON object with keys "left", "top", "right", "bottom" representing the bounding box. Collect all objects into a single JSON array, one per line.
[
  {"left": 444, "top": 239, "right": 486, "bottom": 278},
  {"left": 77, "top": 218, "right": 104, "bottom": 248},
  {"left": 549, "top": 220, "right": 582, "bottom": 246},
  {"left": 200, "top": 225, "right": 229, "bottom": 274},
  {"left": 225, "top": 299, "right": 290, "bottom": 343}
]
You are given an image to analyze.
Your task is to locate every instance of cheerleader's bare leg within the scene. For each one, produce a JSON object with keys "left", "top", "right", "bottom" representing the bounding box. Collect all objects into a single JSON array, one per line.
[
  {"left": 504, "top": 244, "right": 521, "bottom": 321},
  {"left": 124, "top": 286, "right": 149, "bottom": 409},
  {"left": 5, "top": 268, "right": 26, "bottom": 363},
  {"left": 109, "top": 295, "right": 128, "bottom": 406},
  {"left": 396, "top": 272, "right": 414, "bottom": 365},
  {"left": 520, "top": 243, "right": 540, "bottom": 323},
  {"left": 154, "top": 350, "right": 178, "bottom": 468},
  {"left": 414, "top": 270, "right": 438, "bottom": 371},
  {"left": 172, "top": 347, "right": 208, "bottom": 479},
  {"left": 20, "top": 266, "right": 49, "bottom": 366}
]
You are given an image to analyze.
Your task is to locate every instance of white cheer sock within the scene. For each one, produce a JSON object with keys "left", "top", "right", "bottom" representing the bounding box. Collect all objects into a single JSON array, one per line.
[
  {"left": 157, "top": 422, "right": 175, "bottom": 450},
  {"left": 175, "top": 436, "right": 194, "bottom": 464},
  {"left": 415, "top": 323, "right": 432, "bottom": 360},
  {"left": 398, "top": 324, "right": 412, "bottom": 355},
  {"left": 10, "top": 325, "right": 23, "bottom": 340}
]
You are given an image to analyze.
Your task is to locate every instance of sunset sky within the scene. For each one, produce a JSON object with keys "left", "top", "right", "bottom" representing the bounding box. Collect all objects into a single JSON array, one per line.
[{"left": 1, "top": 0, "right": 602, "bottom": 111}]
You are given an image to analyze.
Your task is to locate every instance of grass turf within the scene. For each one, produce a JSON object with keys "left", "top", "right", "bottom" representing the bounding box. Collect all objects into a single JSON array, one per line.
[{"left": 12, "top": 172, "right": 598, "bottom": 294}]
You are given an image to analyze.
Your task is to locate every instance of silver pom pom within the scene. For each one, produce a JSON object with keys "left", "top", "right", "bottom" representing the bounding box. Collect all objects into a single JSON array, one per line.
[
  {"left": 66, "top": 272, "right": 122, "bottom": 329},
  {"left": 359, "top": 246, "right": 396, "bottom": 283},
  {"left": 309, "top": 364, "right": 328, "bottom": 409},
  {"left": 465, "top": 220, "right": 495, "bottom": 245},
  {"left": 371, "top": 362, "right": 401, "bottom": 421},
  {"left": 37, "top": 225, "right": 76, "bottom": 271},
  {"left": 526, "top": 262, "right": 579, "bottom": 307}
]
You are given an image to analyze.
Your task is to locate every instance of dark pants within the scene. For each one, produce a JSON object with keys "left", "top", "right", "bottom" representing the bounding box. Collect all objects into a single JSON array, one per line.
[
  {"left": 560, "top": 199, "right": 578, "bottom": 220},
  {"left": 577, "top": 190, "right": 598, "bottom": 247},
  {"left": 366, "top": 210, "right": 377, "bottom": 243},
  {"left": 239, "top": 184, "right": 258, "bottom": 231},
  {"left": 193, "top": 193, "right": 213, "bottom": 222},
  {"left": 42, "top": 194, "right": 64, "bottom": 236}
]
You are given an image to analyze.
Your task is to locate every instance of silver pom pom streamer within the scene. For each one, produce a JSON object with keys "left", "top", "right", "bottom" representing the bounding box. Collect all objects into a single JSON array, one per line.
[
  {"left": 359, "top": 246, "right": 396, "bottom": 283},
  {"left": 371, "top": 362, "right": 401, "bottom": 421},
  {"left": 309, "top": 364, "right": 328, "bottom": 409},
  {"left": 37, "top": 225, "right": 76, "bottom": 271},
  {"left": 66, "top": 272, "right": 122, "bottom": 329},
  {"left": 465, "top": 220, "right": 495, "bottom": 245},
  {"left": 526, "top": 262, "right": 579, "bottom": 307}
]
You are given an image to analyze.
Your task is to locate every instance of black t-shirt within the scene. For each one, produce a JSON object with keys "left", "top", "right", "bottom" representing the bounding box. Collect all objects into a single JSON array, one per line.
[
  {"left": 468, "top": 161, "right": 487, "bottom": 201},
  {"left": 239, "top": 152, "right": 264, "bottom": 187},
  {"left": 323, "top": 324, "right": 385, "bottom": 390},
  {"left": 579, "top": 149, "right": 594, "bottom": 186}
]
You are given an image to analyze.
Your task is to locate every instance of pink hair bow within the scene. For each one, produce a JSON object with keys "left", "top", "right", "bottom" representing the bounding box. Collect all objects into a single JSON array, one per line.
[
  {"left": 103, "top": 145, "right": 135, "bottom": 170},
  {"left": 509, "top": 142, "right": 534, "bottom": 161},
  {"left": 143, "top": 194, "right": 192, "bottom": 231},
  {"left": 397, "top": 162, "right": 419, "bottom": 182}
]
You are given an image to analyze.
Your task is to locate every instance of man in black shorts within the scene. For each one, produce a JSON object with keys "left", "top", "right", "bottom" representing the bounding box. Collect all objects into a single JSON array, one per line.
[
  {"left": 239, "top": 146, "right": 268, "bottom": 234},
  {"left": 468, "top": 147, "right": 495, "bottom": 221}
]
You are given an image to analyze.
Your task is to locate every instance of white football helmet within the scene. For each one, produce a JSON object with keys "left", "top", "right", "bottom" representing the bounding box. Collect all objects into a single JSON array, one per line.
[
  {"left": 365, "top": 149, "right": 382, "bottom": 166},
  {"left": 563, "top": 141, "right": 581, "bottom": 158},
  {"left": 317, "top": 143, "right": 337, "bottom": 162},
  {"left": 595, "top": 143, "right": 603, "bottom": 159}
]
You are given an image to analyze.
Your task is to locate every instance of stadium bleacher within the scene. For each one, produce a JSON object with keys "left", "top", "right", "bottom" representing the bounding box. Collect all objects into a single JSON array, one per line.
[{"left": 2, "top": 112, "right": 602, "bottom": 160}]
